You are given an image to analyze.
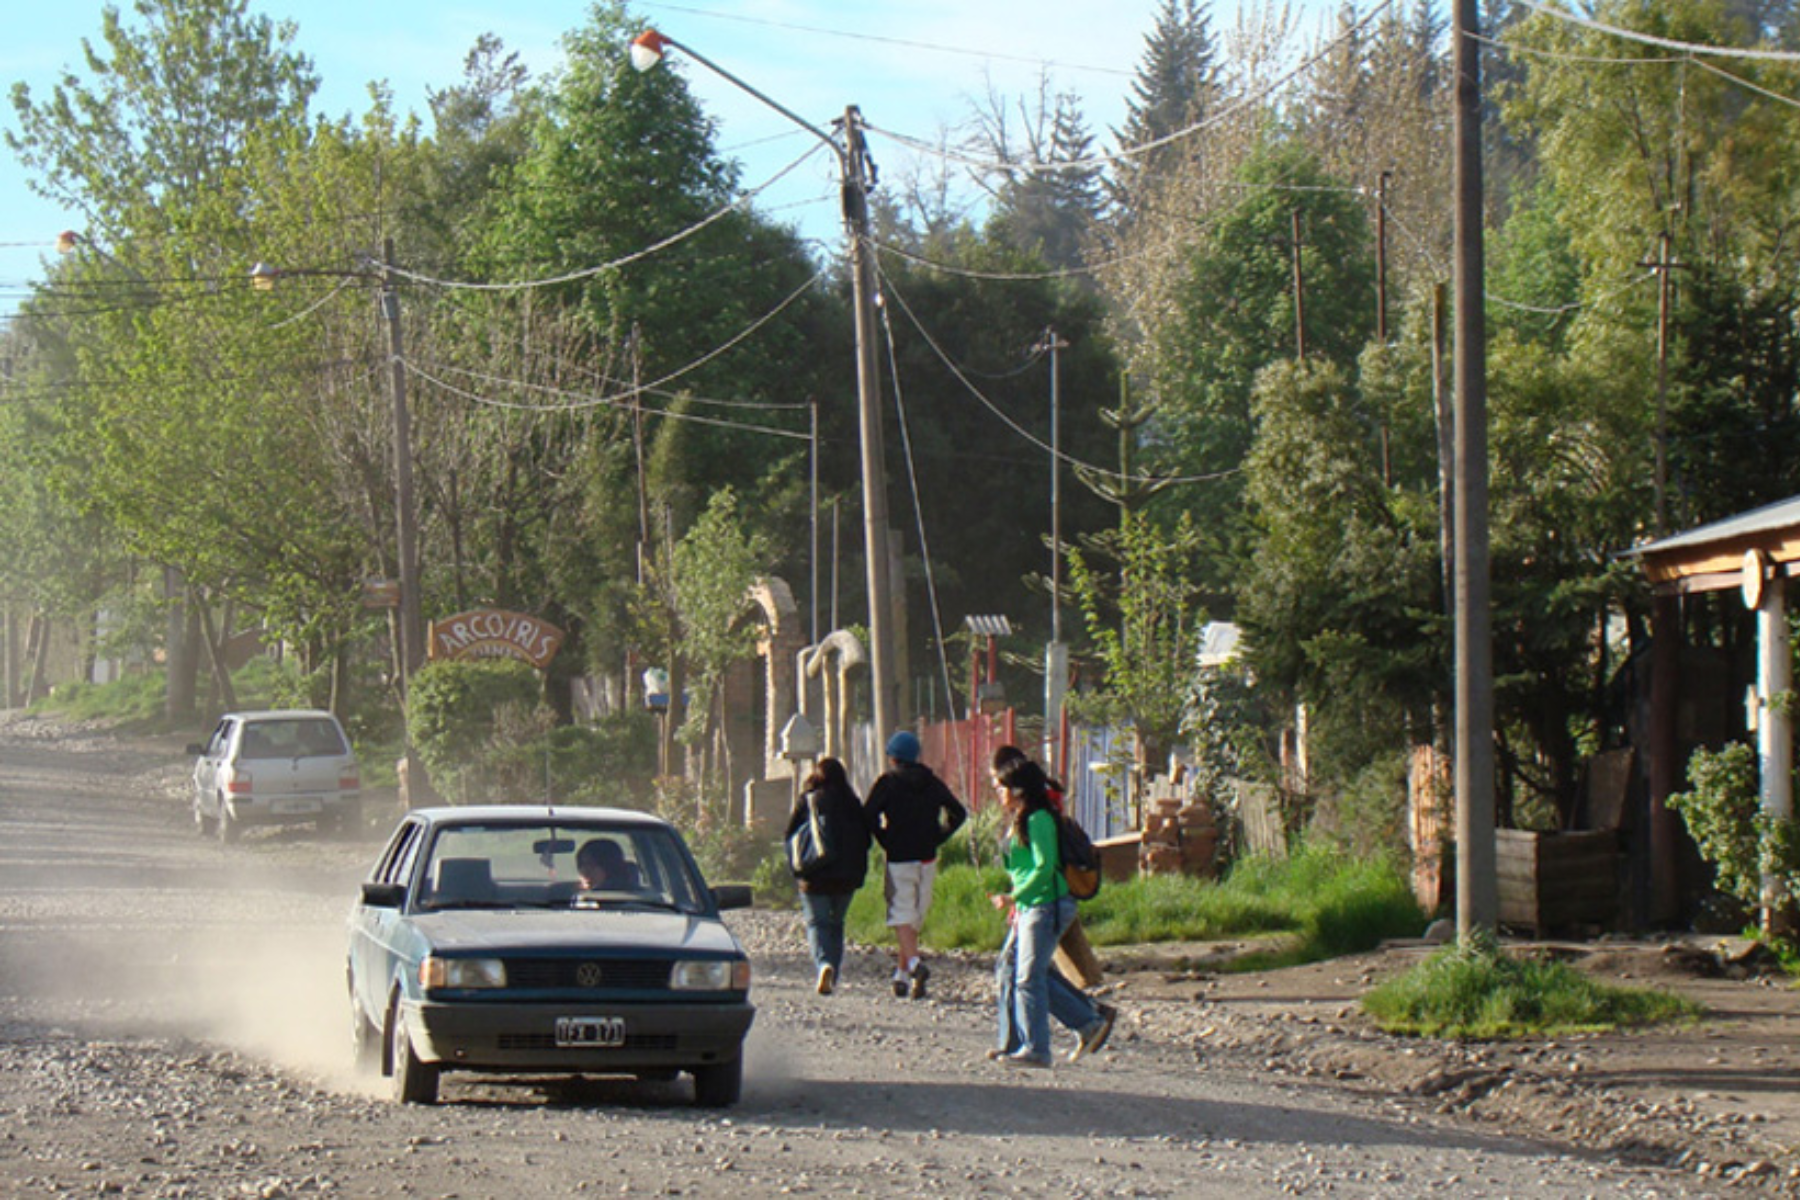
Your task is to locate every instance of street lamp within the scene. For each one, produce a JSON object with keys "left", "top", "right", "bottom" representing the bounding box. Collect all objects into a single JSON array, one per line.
[{"left": 630, "top": 27, "right": 903, "bottom": 740}]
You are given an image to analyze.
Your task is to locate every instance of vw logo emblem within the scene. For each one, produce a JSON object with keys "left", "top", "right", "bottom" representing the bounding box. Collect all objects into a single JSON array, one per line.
[{"left": 576, "top": 962, "right": 603, "bottom": 988}]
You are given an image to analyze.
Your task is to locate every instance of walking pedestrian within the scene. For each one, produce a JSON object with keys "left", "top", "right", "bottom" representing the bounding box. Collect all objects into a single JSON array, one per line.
[
  {"left": 785, "top": 756, "right": 871, "bottom": 996},
  {"left": 864, "top": 729, "right": 966, "bottom": 999},
  {"left": 989, "top": 756, "right": 1112, "bottom": 1068},
  {"left": 988, "top": 746, "right": 1117, "bottom": 1061}
]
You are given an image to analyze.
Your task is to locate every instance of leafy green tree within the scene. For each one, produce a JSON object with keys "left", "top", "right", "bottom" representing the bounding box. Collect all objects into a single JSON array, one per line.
[{"left": 1065, "top": 510, "right": 1209, "bottom": 768}]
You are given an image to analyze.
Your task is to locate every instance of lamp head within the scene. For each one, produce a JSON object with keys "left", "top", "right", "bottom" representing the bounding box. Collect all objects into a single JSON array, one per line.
[{"left": 630, "top": 30, "right": 669, "bottom": 72}]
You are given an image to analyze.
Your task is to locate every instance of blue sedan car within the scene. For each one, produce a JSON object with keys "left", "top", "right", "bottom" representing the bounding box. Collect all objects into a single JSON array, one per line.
[{"left": 347, "top": 806, "right": 755, "bottom": 1106}]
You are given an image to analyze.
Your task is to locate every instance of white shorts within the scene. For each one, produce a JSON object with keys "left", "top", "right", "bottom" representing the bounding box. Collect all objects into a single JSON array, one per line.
[{"left": 884, "top": 860, "right": 937, "bottom": 929}]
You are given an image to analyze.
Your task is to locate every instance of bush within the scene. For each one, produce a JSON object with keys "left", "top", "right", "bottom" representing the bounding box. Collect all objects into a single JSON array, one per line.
[
  {"left": 405, "top": 659, "right": 544, "bottom": 802},
  {"left": 1669, "top": 741, "right": 1800, "bottom": 925},
  {"left": 1363, "top": 938, "right": 1701, "bottom": 1038}
]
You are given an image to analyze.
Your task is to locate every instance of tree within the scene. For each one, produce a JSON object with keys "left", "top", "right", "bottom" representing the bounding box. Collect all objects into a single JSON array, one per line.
[
  {"left": 971, "top": 79, "right": 1107, "bottom": 272},
  {"left": 1112, "top": 0, "right": 1221, "bottom": 216},
  {"left": 1065, "top": 510, "right": 1209, "bottom": 769}
]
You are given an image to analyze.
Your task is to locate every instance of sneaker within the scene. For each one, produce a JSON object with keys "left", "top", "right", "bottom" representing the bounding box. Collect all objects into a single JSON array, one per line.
[
  {"left": 892, "top": 972, "right": 909, "bottom": 999},
  {"left": 984, "top": 1047, "right": 1009, "bottom": 1061},
  {"left": 1070, "top": 1003, "right": 1118, "bottom": 1062},
  {"left": 908, "top": 961, "right": 930, "bottom": 1000},
  {"left": 816, "top": 965, "right": 836, "bottom": 996},
  {"left": 999, "top": 1051, "right": 1051, "bottom": 1069}
]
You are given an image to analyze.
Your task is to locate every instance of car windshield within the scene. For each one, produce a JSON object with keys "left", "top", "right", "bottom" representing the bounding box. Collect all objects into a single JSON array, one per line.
[
  {"left": 415, "top": 821, "right": 710, "bottom": 914},
  {"left": 239, "top": 717, "right": 347, "bottom": 759}
]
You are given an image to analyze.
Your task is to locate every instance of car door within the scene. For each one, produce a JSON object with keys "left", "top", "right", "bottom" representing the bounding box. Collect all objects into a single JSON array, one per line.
[
  {"left": 350, "top": 819, "right": 424, "bottom": 1022},
  {"left": 194, "top": 718, "right": 235, "bottom": 816}
]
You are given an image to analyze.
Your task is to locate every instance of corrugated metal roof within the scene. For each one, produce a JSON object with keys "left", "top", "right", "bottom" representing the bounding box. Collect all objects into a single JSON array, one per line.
[{"left": 1624, "top": 494, "right": 1800, "bottom": 558}]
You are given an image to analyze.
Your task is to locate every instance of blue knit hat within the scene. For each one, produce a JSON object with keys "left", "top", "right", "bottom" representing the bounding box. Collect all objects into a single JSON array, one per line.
[{"left": 885, "top": 730, "right": 921, "bottom": 763}]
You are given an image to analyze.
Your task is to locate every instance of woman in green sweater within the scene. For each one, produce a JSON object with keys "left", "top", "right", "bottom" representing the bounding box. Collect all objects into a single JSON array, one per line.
[{"left": 991, "top": 757, "right": 1106, "bottom": 1067}]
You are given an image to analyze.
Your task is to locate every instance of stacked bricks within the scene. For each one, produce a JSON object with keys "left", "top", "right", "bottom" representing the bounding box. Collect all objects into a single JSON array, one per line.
[{"left": 1136, "top": 787, "right": 1219, "bottom": 879}]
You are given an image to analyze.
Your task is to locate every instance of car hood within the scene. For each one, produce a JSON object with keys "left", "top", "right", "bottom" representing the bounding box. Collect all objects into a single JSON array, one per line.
[{"left": 408, "top": 908, "right": 743, "bottom": 957}]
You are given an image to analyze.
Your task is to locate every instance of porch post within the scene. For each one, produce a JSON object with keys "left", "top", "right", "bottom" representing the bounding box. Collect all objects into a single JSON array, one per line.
[{"left": 1757, "top": 571, "right": 1793, "bottom": 935}]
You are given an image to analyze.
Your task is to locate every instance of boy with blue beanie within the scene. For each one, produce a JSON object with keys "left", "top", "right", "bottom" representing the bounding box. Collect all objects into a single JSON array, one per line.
[{"left": 864, "top": 729, "right": 967, "bottom": 998}]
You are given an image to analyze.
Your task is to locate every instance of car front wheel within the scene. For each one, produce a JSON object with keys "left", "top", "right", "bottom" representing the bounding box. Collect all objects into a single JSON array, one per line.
[
  {"left": 391, "top": 1020, "right": 439, "bottom": 1105},
  {"left": 691, "top": 1055, "right": 742, "bottom": 1108}
]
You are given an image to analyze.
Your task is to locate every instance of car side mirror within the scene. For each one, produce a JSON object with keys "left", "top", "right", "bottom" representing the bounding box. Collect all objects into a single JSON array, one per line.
[
  {"left": 360, "top": 881, "right": 406, "bottom": 909},
  {"left": 185, "top": 743, "right": 206, "bottom": 757},
  {"left": 711, "top": 884, "right": 752, "bottom": 911}
]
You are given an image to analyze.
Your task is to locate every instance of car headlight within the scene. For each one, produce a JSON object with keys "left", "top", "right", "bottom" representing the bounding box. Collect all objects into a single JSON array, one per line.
[
  {"left": 421, "top": 956, "right": 506, "bottom": 990},
  {"left": 670, "top": 958, "right": 750, "bottom": 991}
]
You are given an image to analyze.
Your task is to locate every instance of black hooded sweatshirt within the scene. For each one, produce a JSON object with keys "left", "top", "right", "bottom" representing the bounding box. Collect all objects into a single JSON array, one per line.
[{"left": 864, "top": 761, "right": 967, "bottom": 864}]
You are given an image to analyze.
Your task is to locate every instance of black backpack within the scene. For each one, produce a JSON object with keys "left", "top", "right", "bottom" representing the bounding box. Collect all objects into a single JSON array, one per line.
[{"left": 1058, "top": 814, "right": 1102, "bottom": 900}]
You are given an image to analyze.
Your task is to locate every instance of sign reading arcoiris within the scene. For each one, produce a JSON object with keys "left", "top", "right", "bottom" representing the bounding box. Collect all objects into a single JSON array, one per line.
[{"left": 428, "top": 609, "right": 564, "bottom": 670}]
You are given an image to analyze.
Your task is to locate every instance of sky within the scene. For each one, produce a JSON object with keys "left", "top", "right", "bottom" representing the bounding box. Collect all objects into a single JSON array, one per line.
[{"left": 0, "top": 0, "right": 1339, "bottom": 313}]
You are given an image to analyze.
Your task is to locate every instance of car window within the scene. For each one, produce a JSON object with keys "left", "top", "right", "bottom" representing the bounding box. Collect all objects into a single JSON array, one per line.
[
  {"left": 379, "top": 822, "right": 423, "bottom": 887},
  {"left": 417, "top": 822, "right": 709, "bottom": 913},
  {"left": 205, "top": 719, "right": 234, "bottom": 757},
  {"left": 239, "top": 717, "right": 348, "bottom": 760}
]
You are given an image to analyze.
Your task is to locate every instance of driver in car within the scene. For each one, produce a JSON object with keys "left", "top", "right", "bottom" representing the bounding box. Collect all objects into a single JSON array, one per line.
[{"left": 576, "top": 839, "right": 639, "bottom": 893}]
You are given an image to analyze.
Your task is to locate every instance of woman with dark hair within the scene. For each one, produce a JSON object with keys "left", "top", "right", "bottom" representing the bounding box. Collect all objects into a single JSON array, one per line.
[
  {"left": 988, "top": 747, "right": 1117, "bottom": 1062},
  {"left": 785, "top": 756, "right": 871, "bottom": 995},
  {"left": 990, "top": 756, "right": 1110, "bottom": 1067}
]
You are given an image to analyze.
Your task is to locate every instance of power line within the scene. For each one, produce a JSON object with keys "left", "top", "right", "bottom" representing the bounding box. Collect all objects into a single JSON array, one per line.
[
  {"left": 875, "top": 262, "right": 1237, "bottom": 489},
  {"left": 382, "top": 145, "right": 828, "bottom": 293},
  {"left": 1515, "top": 0, "right": 1800, "bottom": 61}
]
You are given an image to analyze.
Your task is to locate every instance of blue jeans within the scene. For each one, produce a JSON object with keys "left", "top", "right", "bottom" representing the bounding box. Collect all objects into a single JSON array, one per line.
[
  {"left": 800, "top": 891, "right": 854, "bottom": 975},
  {"left": 995, "top": 895, "right": 1098, "bottom": 1061}
]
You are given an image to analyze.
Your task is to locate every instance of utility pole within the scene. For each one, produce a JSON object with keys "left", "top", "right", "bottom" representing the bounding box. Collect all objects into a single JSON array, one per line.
[
  {"left": 1291, "top": 209, "right": 1307, "bottom": 360},
  {"left": 382, "top": 237, "right": 424, "bottom": 691},
  {"left": 809, "top": 394, "right": 820, "bottom": 646},
  {"left": 1452, "top": 0, "right": 1497, "bottom": 940},
  {"left": 843, "top": 106, "right": 901, "bottom": 736},
  {"left": 1642, "top": 231, "right": 1684, "bottom": 536},
  {"left": 1037, "top": 328, "right": 1071, "bottom": 771},
  {"left": 1376, "top": 171, "right": 1391, "bottom": 345}
]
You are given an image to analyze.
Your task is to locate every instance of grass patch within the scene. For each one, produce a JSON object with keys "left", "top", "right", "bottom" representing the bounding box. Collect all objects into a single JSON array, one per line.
[
  {"left": 34, "top": 672, "right": 171, "bottom": 731},
  {"left": 843, "top": 842, "right": 1425, "bottom": 962},
  {"left": 1363, "top": 942, "right": 1703, "bottom": 1038}
]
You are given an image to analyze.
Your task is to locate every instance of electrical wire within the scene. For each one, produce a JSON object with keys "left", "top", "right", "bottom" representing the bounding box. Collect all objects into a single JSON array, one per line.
[
  {"left": 874, "top": 262, "right": 1237, "bottom": 488},
  {"left": 402, "top": 355, "right": 810, "bottom": 441},
  {"left": 382, "top": 145, "right": 829, "bottom": 293},
  {"left": 636, "top": 1, "right": 1134, "bottom": 79},
  {"left": 1514, "top": 0, "right": 1800, "bottom": 62},
  {"left": 877, "top": 277, "right": 962, "bottom": 752},
  {"left": 862, "top": 0, "right": 1396, "bottom": 180}
]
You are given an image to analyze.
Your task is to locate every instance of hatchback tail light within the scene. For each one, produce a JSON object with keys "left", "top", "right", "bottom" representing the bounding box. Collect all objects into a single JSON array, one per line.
[
  {"left": 226, "top": 772, "right": 253, "bottom": 795},
  {"left": 340, "top": 765, "right": 360, "bottom": 790}
]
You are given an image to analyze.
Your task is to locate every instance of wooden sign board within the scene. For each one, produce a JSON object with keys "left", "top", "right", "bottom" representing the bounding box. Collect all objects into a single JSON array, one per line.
[{"left": 429, "top": 609, "right": 564, "bottom": 670}]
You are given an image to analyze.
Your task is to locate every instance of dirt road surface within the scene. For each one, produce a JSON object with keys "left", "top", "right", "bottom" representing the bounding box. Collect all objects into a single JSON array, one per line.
[{"left": 0, "top": 711, "right": 1764, "bottom": 1198}]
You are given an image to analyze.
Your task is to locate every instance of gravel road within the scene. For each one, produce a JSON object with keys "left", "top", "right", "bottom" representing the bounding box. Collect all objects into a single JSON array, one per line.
[{"left": 0, "top": 711, "right": 1715, "bottom": 1198}]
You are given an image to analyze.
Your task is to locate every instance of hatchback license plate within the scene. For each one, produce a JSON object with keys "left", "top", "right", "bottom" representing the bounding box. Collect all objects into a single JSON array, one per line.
[{"left": 555, "top": 1016, "right": 626, "bottom": 1047}]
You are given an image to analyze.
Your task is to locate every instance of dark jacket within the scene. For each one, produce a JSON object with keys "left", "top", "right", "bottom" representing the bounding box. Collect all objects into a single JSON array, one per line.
[
  {"left": 785, "top": 778, "right": 871, "bottom": 894},
  {"left": 864, "top": 761, "right": 967, "bottom": 864}
]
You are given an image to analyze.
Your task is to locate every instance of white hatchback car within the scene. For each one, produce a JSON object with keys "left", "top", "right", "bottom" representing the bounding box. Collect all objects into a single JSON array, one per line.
[{"left": 187, "top": 709, "right": 362, "bottom": 841}]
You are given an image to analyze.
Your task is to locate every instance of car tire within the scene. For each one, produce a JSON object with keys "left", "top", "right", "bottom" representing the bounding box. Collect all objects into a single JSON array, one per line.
[
  {"left": 392, "top": 1020, "right": 439, "bottom": 1105},
  {"left": 216, "top": 798, "right": 238, "bottom": 844},
  {"left": 349, "top": 997, "right": 381, "bottom": 1075},
  {"left": 691, "top": 1055, "right": 742, "bottom": 1108}
]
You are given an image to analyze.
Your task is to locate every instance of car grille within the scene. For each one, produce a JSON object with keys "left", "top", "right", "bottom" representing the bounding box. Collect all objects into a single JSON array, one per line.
[
  {"left": 498, "top": 1032, "right": 680, "bottom": 1052},
  {"left": 504, "top": 958, "right": 673, "bottom": 991}
]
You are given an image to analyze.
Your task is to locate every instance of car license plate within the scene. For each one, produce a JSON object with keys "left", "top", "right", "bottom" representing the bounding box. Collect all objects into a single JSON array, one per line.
[
  {"left": 555, "top": 1017, "right": 626, "bottom": 1047},
  {"left": 272, "top": 797, "right": 322, "bottom": 815}
]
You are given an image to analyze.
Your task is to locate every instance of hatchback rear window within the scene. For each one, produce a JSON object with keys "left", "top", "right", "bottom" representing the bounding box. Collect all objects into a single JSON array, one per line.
[{"left": 239, "top": 718, "right": 348, "bottom": 759}]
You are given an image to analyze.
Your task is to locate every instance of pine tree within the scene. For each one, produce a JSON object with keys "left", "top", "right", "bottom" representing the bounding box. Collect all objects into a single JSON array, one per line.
[
  {"left": 1111, "top": 0, "right": 1220, "bottom": 216},
  {"left": 988, "top": 92, "right": 1106, "bottom": 271}
]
